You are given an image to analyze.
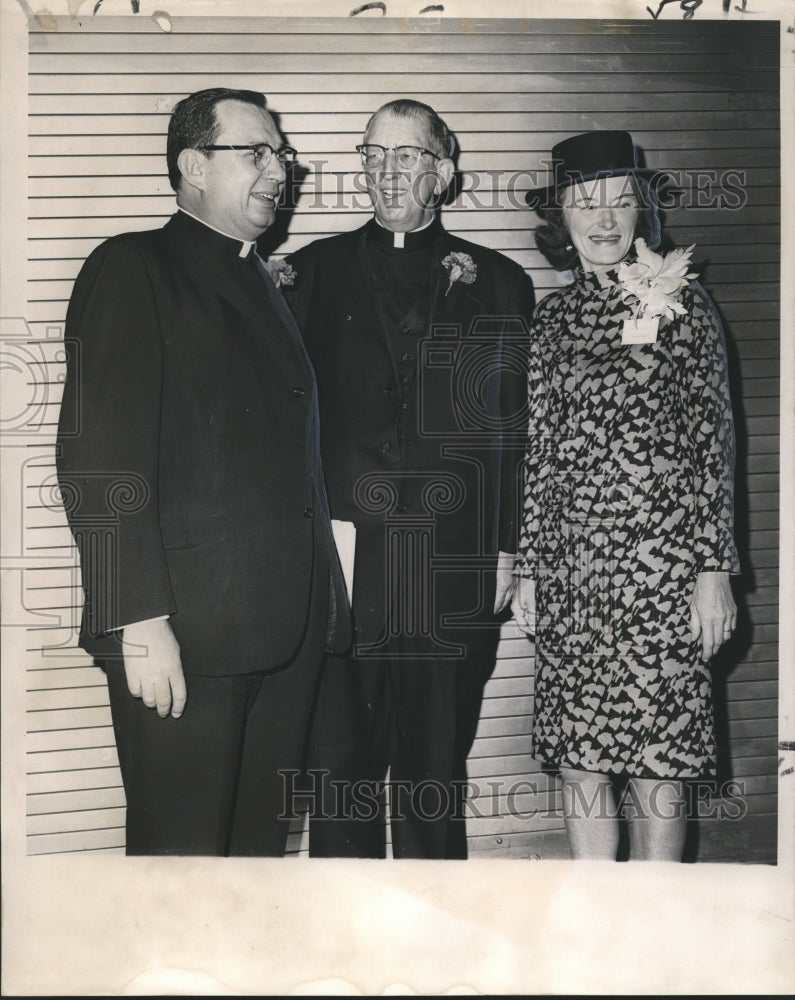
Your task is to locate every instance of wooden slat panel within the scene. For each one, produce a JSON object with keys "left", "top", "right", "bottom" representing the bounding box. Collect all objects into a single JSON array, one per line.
[
  {"left": 27, "top": 786, "right": 127, "bottom": 816},
  {"left": 27, "top": 806, "right": 127, "bottom": 836},
  {"left": 27, "top": 686, "right": 110, "bottom": 712},
  {"left": 26, "top": 128, "right": 782, "bottom": 159},
  {"left": 467, "top": 754, "right": 540, "bottom": 779},
  {"left": 27, "top": 743, "right": 120, "bottom": 775},
  {"left": 28, "top": 708, "right": 110, "bottom": 740},
  {"left": 29, "top": 89, "right": 782, "bottom": 116},
  {"left": 27, "top": 68, "right": 781, "bottom": 98},
  {"left": 27, "top": 767, "right": 121, "bottom": 795},
  {"left": 28, "top": 726, "right": 115, "bottom": 754},
  {"left": 468, "top": 828, "right": 570, "bottom": 859},
  {"left": 26, "top": 828, "right": 125, "bottom": 855},
  {"left": 29, "top": 110, "right": 782, "bottom": 137},
  {"left": 26, "top": 25, "right": 782, "bottom": 55},
  {"left": 28, "top": 49, "right": 778, "bottom": 75},
  {"left": 26, "top": 666, "right": 108, "bottom": 691},
  {"left": 24, "top": 15, "right": 783, "bottom": 36}
]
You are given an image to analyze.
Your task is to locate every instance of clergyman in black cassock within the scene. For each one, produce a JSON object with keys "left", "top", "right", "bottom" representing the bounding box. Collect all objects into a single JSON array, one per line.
[
  {"left": 284, "top": 99, "right": 533, "bottom": 858},
  {"left": 56, "top": 88, "right": 350, "bottom": 856}
]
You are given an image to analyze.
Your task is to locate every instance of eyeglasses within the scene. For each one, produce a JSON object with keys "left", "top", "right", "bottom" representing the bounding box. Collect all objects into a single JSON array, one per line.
[
  {"left": 198, "top": 143, "right": 297, "bottom": 171},
  {"left": 356, "top": 144, "right": 440, "bottom": 169}
]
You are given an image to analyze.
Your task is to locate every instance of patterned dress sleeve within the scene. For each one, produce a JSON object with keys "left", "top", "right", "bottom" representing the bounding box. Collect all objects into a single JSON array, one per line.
[
  {"left": 516, "top": 299, "right": 557, "bottom": 578},
  {"left": 677, "top": 282, "right": 741, "bottom": 574}
]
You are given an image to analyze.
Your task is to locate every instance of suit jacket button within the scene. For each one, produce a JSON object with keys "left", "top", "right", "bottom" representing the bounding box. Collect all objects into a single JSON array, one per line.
[
  {"left": 381, "top": 441, "right": 392, "bottom": 453},
  {"left": 400, "top": 326, "right": 411, "bottom": 335},
  {"left": 304, "top": 506, "right": 314, "bottom": 518},
  {"left": 400, "top": 352, "right": 411, "bottom": 363},
  {"left": 293, "top": 386, "right": 306, "bottom": 398},
  {"left": 384, "top": 386, "right": 394, "bottom": 397}
]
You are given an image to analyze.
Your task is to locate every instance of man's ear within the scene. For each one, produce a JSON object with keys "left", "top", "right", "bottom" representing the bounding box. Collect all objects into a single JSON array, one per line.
[
  {"left": 434, "top": 157, "right": 454, "bottom": 197},
  {"left": 177, "top": 148, "right": 207, "bottom": 191}
]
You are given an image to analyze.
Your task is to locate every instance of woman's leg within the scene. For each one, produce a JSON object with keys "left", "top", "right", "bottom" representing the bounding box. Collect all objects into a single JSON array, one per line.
[
  {"left": 625, "top": 777, "right": 687, "bottom": 861},
  {"left": 559, "top": 766, "right": 619, "bottom": 860}
]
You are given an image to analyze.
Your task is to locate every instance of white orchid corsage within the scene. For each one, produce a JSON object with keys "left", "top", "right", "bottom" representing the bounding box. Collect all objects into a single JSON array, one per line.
[
  {"left": 441, "top": 252, "right": 477, "bottom": 296},
  {"left": 616, "top": 238, "right": 698, "bottom": 344},
  {"left": 266, "top": 258, "right": 296, "bottom": 289}
]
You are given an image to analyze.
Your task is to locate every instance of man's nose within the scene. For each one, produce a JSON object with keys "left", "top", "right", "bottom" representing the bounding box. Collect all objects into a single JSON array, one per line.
[
  {"left": 377, "top": 148, "right": 410, "bottom": 175},
  {"left": 264, "top": 157, "right": 286, "bottom": 182}
]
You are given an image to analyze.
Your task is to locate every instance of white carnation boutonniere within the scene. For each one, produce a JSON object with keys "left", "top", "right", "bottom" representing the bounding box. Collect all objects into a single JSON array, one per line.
[
  {"left": 266, "top": 258, "right": 296, "bottom": 289},
  {"left": 616, "top": 238, "right": 698, "bottom": 344},
  {"left": 441, "top": 252, "right": 477, "bottom": 296}
]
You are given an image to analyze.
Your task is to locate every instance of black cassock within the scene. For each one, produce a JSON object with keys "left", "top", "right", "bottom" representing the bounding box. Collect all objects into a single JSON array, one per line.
[
  {"left": 57, "top": 211, "right": 350, "bottom": 855},
  {"left": 286, "top": 217, "right": 533, "bottom": 857}
]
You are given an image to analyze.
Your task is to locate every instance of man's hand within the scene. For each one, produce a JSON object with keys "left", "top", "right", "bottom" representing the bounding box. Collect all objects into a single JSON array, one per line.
[
  {"left": 494, "top": 550, "right": 517, "bottom": 613},
  {"left": 122, "top": 618, "right": 187, "bottom": 718},
  {"left": 511, "top": 576, "right": 536, "bottom": 636},
  {"left": 689, "top": 570, "right": 737, "bottom": 662}
]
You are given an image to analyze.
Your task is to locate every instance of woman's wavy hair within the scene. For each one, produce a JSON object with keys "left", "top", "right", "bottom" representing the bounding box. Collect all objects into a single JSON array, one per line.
[{"left": 534, "top": 174, "right": 662, "bottom": 271}]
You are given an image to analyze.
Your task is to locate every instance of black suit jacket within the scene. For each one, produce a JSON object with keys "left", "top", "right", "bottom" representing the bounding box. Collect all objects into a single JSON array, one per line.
[
  {"left": 285, "top": 219, "right": 533, "bottom": 650},
  {"left": 56, "top": 211, "right": 350, "bottom": 675}
]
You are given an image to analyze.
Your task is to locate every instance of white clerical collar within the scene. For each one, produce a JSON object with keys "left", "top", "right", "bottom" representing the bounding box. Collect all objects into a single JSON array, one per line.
[
  {"left": 374, "top": 215, "right": 435, "bottom": 249},
  {"left": 178, "top": 208, "right": 255, "bottom": 258}
]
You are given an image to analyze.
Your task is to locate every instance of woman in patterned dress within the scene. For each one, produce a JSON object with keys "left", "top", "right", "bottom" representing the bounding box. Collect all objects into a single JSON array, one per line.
[{"left": 512, "top": 131, "right": 740, "bottom": 861}]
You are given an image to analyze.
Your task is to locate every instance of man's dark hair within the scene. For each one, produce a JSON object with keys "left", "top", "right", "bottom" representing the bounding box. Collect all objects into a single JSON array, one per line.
[
  {"left": 534, "top": 175, "right": 663, "bottom": 271},
  {"left": 166, "top": 88, "right": 268, "bottom": 192},
  {"left": 364, "top": 98, "right": 454, "bottom": 159}
]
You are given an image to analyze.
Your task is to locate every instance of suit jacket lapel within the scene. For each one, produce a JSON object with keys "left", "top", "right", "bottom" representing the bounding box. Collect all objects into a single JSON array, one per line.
[
  {"left": 163, "top": 215, "right": 312, "bottom": 384},
  {"left": 251, "top": 252, "right": 304, "bottom": 340}
]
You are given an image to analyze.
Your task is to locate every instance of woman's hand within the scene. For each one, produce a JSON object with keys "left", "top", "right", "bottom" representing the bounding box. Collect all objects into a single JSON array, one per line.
[
  {"left": 690, "top": 570, "right": 737, "bottom": 662},
  {"left": 494, "top": 550, "right": 518, "bottom": 613},
  {"left": 511, "top": 576, "right": 537, "bottom": 636}
]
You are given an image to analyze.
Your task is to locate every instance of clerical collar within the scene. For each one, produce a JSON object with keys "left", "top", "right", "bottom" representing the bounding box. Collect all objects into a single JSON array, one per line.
[
  {"left": 367, "top": 215, "right": 440, "bottom": 252},
  {"left": 176, "top": 208, "right": 255, "bottom": 258}
]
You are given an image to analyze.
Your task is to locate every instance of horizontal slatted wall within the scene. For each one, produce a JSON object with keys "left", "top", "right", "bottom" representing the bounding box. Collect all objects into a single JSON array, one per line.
[{"left": 26, "top": 16, "right": 779, "bottom": 859}]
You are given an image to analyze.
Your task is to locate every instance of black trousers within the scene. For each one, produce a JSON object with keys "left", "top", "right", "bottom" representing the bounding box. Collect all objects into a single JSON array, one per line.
[
  {"left": 104, "top": 574, "right": 328, "bottom": 856},
  {"left": 305, "top": 633, "right": 499, "bottom": 859}
]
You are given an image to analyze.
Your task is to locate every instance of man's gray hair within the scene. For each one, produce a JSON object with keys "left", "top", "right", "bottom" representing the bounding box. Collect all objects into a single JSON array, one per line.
[{"left": 364, "top": 99, "right": 455, "bottom": 159}]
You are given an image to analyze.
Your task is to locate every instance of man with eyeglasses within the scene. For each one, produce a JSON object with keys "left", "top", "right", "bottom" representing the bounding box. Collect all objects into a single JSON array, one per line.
[
  {"left": 56, "top": 87, "right": 350, "bottom": 856},
  {"left": 284, "top": 99, "right": 534, "bottom": 859}
]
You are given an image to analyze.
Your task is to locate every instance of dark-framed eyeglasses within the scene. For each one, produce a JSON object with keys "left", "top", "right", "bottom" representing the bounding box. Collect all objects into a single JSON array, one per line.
[
  {"left": 198, "top": 143, "right": 298, "bottom": 171},
  {"left": 356, "top": 144, "right": 440, "bottom": 169}
]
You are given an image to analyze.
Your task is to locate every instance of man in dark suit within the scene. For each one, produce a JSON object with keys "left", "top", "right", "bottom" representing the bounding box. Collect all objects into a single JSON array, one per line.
[
  {"left": 284, "top": 99, "right": 533, "bottom": 858},
  {"left": 56, "top": 87, "right": 350, "bottom": 856}
]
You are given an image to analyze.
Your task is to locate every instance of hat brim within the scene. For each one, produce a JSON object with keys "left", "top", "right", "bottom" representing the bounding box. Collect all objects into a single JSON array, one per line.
[{"left": 524, "top": 166, "right": 673, "bottom": 210}]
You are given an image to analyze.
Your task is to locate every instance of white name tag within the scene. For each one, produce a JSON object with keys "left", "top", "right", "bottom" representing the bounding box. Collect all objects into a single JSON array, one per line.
[{"left": 621, "top": 313, "right": 659, "bottom": 345}]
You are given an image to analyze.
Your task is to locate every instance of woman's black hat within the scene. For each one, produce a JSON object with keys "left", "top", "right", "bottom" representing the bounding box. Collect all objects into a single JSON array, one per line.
[{"left": 525, "top": 130, "right": 667, "bottom": 210}]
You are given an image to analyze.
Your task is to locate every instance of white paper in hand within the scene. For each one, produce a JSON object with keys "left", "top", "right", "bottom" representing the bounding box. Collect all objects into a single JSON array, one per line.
[{"left": 331, "top": 519, "right": 356, "bottom": 603}]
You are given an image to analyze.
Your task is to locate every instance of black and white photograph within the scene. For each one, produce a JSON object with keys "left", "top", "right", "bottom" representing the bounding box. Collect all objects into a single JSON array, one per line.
[{"left": 1, "top": 0, "right": 793, "bottom": 993}]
